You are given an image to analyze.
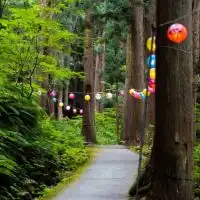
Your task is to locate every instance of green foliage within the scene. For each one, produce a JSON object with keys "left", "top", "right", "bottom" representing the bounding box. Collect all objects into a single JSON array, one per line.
[
  {"left": 95, "top": 108, "right": 118, "bottom": 144},
  {"left": 0, "top": 2, "right": 81, "bottom": 98},
  {"left": 196, "top": 103, "right": 200, "bottom": 140},
  {"left": 0, "top": 88, "right": 88, "bottom": 200}
]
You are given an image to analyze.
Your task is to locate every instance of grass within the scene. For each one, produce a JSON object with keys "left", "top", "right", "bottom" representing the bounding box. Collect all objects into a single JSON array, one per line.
[{"left": 38, "top": 146, "right": 101, "bottom": 200}]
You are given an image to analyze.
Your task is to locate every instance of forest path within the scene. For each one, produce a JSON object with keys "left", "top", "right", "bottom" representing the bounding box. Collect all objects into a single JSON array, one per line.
[{"left": 54, "top": 145, "right": 139, "bottom": 200}]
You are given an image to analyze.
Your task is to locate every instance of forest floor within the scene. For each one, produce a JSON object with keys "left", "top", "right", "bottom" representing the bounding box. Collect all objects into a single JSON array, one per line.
[{"left": 53, "top": 145, "right": 139, "bottom": 200}]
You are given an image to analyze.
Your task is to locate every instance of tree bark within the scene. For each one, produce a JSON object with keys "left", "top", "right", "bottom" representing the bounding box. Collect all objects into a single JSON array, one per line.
[
  {"left": 147, "top": 0, "right": 194, "bottom": 199},
  {"left": 94, "top": 45, "right": 105, "bottom": 112},
  {"left": 57, "top": 88, "right": 63, "bottom": 120},
  {"left": 82, "top": 8, "right": 96, "bottom": 143},
  {"left": 124, "top": 0, "right": 145, "bottom": 145},
  {"left": 192, "top": 0, "right": 200, "bottom": 142},
  {"left": 144, "top": 0, "right": 156, "bottom": 126}
]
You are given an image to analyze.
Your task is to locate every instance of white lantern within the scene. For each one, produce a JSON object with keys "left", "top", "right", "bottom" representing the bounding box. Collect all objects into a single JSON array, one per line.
[
  {"left": 95, "top": 93, "right": 101, "bottom": 100},
  {"left": 106, "top": 92, "right": 112, "bottom": 99},
  {"left": 66, "top": 105, "right": 71, "bottom": 110},
  {"left": 37, "top": 90, "right": 42, "bottom": 96},
  {"left": 80, "top": 109, "right": 84, "bottom": 114},
  {"left": 73, "top": 108, "right": 77, "bottom": 114}
]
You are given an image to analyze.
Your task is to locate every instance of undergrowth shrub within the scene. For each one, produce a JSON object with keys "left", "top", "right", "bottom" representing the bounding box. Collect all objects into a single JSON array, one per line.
[
  {"left": 95, "top": 108, "right": 118, "bottom": 144},
  {"left": 0, "top": 90, "right": 88, "bottom": 200}
]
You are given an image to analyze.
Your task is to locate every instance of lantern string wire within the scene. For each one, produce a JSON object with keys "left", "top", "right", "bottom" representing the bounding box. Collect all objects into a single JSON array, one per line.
[
  {"left": 157, "top": 7, "right": 200, "bottom": 28},
  {"left": 159, "top": 46, "right": 192, "bottom": 54},
  {"left": 135, "top": 25, "right": 156, "bottom": 200}
]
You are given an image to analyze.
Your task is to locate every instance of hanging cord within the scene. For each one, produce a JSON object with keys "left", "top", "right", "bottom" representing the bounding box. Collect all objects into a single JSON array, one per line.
[{"left": 135, "top": 24, "right": 156, "bottom": 200}]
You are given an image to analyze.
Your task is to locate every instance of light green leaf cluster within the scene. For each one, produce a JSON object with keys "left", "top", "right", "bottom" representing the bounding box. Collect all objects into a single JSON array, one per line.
[{"left": 0, "top": 3, "right": 82, "bottom": 96}]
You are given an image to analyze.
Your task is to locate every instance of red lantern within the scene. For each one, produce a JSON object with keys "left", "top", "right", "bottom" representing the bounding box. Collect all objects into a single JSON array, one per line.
[{"left": 167, "top": 23, "right": 188, "bottom": 44}]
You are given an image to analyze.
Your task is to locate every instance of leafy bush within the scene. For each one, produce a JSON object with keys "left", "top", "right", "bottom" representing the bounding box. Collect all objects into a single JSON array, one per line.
[
  {"left": 95, "top": 108, "right": 118, "bottom": 144},
  {"left": 0, "top": 93, "right": 88, "bottom": 200},
  {"left": 195, "top": 145, "right": 200, "bottom": 196}
]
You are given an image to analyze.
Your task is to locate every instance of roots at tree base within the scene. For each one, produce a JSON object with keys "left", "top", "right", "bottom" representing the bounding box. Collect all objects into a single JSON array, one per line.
[{"left": 129, "top": 158, "right": 152, "bottom": 198}]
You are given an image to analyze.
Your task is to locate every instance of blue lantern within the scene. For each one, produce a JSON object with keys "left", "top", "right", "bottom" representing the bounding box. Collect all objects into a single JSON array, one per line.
[
  {"left": 140, "top": 93, "right": 146, "bottom": 100},
  {"left": 147, "top": 54, "right": 156, "bottom": 68}
]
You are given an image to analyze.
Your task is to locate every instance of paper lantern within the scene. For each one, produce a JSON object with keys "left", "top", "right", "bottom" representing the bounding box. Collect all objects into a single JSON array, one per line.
[
  {"left": 143, "top": 88, "right": 150, "bottom": 96},
  {"left": 147, "top": 54, "right": 156, "bottom": 68},
  {"left": 106, "top": 92, "right": 113, "bottom": 99},
  {"left": 149, "top": 83, "right": 156, "bottom": 89},
  {"left": 37, "top": 90, "right": 42, "bottom": 96},
  {"left": 150, "top": 68, "right": 156, "bottom": 79},
  {"left": 53, "top": 97, "right": 57, "bottom": 102},
  {"left": 120, "top": 90, "right": 125, "bottom": 96},
  {"left": 140, "top": 93, "right": 146, "bottom": 100},
  {"left": 148, "top": 87, "right": 155, "bottom": 94},
  {"left": 134, "top": 92, "right": 141, "bottom": 99},
  {"left": 146, "top": 37, "right": 156, "bottom": 52},
  {"left": 69, "top": 93, "right": 75, "bottom": 99},
  {"left": 59, "top": 102, "right": 64, "bottom": 107},
  {"left": 167, "top": 23, "right": 188, "bottom": 44},
  {"left": 73, "top": 108, "right": 77, "bottom": 114},
  {"left": 85, "top": 95, "right": 91, "bottom": 101},
  {"left": 95, "top": 93, "right": 101, "bottom": 100},
  {"left": 50, "top": 90, "right": 56, "bottom": 97},
  {"left": 129, "top": 89, "right": 135, "bottom": 96},
  {"left": 148, "top": 78, "right": 155, "bottom": 85},
  {"left": 66, "top": 105, "right": 71, "bottom": 110},
  {"left": 80, "top": 109, "right": 84, "bottom": 115}
]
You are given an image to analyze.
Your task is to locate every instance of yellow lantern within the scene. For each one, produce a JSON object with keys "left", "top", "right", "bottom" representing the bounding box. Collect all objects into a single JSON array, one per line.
[
  {"left": 143, "top": 89, "right": 150, "bottom": 96},
  {"left": 146, "top": 37, "right": 156, "bottom": 52},
  {"left": 129, "top": 89, "right": 135, "bottom": 96},
  {"left": 85, "top": 95, "right": 91, "bottom": 101},
  {"left": 59, "top": 102, "right": 64, "bottom": 107},
  {"left": 150, "top": 68, "right": 156, "bottom": 79}
]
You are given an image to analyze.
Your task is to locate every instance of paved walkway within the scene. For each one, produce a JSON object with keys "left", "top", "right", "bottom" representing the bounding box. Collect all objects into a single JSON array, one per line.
[{"left": 54, "top": 145, "right": 139, "bottom": 200}]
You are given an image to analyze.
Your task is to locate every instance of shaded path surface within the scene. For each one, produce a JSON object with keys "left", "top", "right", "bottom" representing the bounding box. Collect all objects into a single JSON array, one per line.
[{"left": 54, "top": 145, "right": 139, "bottom": 200}]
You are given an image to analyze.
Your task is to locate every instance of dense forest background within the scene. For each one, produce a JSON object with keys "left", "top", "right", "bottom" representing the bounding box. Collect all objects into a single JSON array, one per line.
[{"left": 0, "top": 0, "right": 200, "bottom": 199}]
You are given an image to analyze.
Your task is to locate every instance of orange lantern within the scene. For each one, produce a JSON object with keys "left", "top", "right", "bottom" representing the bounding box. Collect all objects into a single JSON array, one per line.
[{"left": 167, "top": 23, "right": 188, "bottom": 44}]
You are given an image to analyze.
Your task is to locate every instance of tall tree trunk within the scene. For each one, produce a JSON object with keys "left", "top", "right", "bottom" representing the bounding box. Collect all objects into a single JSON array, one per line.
[
  {"left": 82, "top": 8, "right": 96, "bottom": 143},
  {"left": 123, "top": 0, "right": 144, "bottom": 145},
  {"left": 147, "top": 0, "right": 194, "bottom": 199},
  {"left": 145, "top": 0, "right": 156, "bottom": 126},
  {"left": 192, "top": 0, "right": 200, "bottom": 142},
  {"left": 38, "top": 0, "right": 54, "bottom": 115},
  {"left": 57, "top": 88, "right": 63, "bottom": 120},
  {"left": 95, "top": 44, "right": 105, "bottom": 112}
]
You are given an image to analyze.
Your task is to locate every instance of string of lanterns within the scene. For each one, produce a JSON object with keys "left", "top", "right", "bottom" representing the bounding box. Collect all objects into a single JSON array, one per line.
[
  {"left": 129, "top": 23, "right": 188, "bottom": 100},
  {"left": 37, "top": 23, "right": 188, "bottom": 104}
]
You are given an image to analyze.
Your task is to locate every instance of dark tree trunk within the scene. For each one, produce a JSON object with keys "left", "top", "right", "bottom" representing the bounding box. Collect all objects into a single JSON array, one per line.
[
  {"left": 82, "top": 8, "right": 96, "bottom": 143},
  {"left": 147, "top": 0, "right": 194, "bottom": 199},
  {"left": 124, "top": 0, "right": 145, "bottom": 145},
  {"left": 192, "top": 0, "right": 200, "bottom": 142}
]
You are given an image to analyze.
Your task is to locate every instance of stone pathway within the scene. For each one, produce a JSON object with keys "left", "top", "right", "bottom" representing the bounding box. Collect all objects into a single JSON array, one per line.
[{"left": 54, "top": 145, "right": 139, "bottom": 200}]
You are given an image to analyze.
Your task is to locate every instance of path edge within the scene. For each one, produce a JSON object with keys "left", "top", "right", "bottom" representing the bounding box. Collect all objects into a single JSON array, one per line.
[{"left": 38, "top": 146, "right": 101, "bottom": 200}]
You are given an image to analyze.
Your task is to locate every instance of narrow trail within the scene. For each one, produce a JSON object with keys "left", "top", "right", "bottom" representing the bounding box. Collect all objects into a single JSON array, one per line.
[{"left": 54, "top": 145, "right": 139, "bottom": 200}]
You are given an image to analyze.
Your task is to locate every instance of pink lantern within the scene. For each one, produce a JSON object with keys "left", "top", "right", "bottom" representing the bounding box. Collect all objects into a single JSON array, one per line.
[
  {"left": 69, "top": 93, "right": 75, "bottom": 99},
  {"left": 148, "top": 78, "right": 155, "bottom": 85},
  {"left": 134, "top": 92, "right": 141, "bottom": 99},
  {"left": 80, "top": 109, "right": 84, "bottom": 115},
  {"left": 148, "top": 87, "right": 155, "bottom": 94},
  {"left": 50, "top": 90, "right": 56, "bottom": 97},
  {"left": 120, "top": 90, "right": 125, "bottom": 96}
]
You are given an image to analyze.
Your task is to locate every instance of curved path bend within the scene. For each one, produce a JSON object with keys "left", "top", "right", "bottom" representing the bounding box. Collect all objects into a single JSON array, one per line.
[{"left": 54, "top": 145, "right": 139, "bottom": 200}]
